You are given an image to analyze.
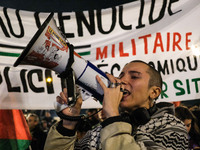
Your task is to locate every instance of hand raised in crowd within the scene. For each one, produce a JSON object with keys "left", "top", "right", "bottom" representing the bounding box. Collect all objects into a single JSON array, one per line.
[
  {"left": 96, "top": 74, "right": 124, "bottom": 118},
  {"left": 56, "top": 88, "right": 82, "bottom": 129}
]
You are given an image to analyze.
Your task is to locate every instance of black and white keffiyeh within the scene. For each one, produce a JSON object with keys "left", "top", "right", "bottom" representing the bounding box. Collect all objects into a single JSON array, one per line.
[
  {"left": 74, "top": 104, "right": 188, "bottom": 150},
  {"left": 75, "top": 125, "right": 102, "bottom": 150}
]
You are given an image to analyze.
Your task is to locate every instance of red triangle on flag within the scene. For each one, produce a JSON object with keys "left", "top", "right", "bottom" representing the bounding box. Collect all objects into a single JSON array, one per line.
[{"left": 0, "top": 110, "right": 32, "bottom": 149}]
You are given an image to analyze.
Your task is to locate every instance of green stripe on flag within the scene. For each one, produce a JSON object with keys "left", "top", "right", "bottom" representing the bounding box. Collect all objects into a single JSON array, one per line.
[
  {"left": 78, "top": 51, "right": 90, "bottom": 56},
  {"left": 0, "top": 51, "right": 91, "bottom": 57},
  {"left": 0, "top": 139, "right": 31, "bottom": 150},
  {"left": 0, "top": 52, "right": 20, "bottom": 57}
]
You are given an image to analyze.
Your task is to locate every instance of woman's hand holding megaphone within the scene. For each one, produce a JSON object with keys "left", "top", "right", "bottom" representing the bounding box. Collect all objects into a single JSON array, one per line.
[
  {"left": 56, "top": 88, "right": 83, "bottom": 130},
  {"left": 96, "top": 74, "right": 123, "bottom": 119}
]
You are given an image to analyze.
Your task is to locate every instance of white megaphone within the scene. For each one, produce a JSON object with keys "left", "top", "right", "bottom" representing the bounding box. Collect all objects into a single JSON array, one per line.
[{"left": 13, "top": 13, "right": 110, "bottom": 110}]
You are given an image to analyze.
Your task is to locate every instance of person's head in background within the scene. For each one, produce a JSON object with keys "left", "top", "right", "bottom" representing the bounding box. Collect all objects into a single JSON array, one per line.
[
  {"left": 27, "top": 113, "right": 40, "bottom": 131},
  {"left": 97, "top": 109, "right": 106, "bottom": 122},
  {"left": 41, "top": 119, "right": 49, "bottom": 132},
  {"left": 175, "top": 106, "right": 200, "bottom": 148},
  {"left": 86, "top": 109, "right": 100, "bottom": 126},
  {"left": 45, "top": 110, "right": 52, "bottom": 118},
  {"left": 175, "top": 106, "right": 197, "bottom": 133}
]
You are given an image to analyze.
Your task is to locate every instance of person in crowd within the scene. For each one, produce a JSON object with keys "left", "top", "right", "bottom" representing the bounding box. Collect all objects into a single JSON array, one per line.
[
  {"left": 76, "top": 108, "right": 106, "bottom": 141},
  {"left": 86, "top": 108, "right": 102, "bottom": 128},
  {"left": 44, "top": 60, "right": 188, "bottom": 150},
  {"left": 41, "top": 110, "right": 56, "bottom": 129},
  {"left": 41, "top": 119, "right": 49, "bottom": 133},
  {"left": 76, "top": 117, "right": 92, "bottom": 141},
  {"left": 175, "top": 106, "right": 200, "bottom": 149},
  {"left": 26, "top": 113, "right": 47, "bottom": 150},
  {"left": 189, "top": 105, "right": 200, "bottom": 129},
  {"left": 97, "top": 109, "right": 106, "bottom": 123}
]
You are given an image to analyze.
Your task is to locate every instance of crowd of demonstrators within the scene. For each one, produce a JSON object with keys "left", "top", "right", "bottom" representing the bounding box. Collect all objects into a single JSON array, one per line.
[
  {"left": 175, "top": 106, "right": 200, "bottom": 149},
  {"left": 22, "top": 102, "right": 200, "bottom": 150},
  {"left": 24, "top": 109, "right": 105, "bottom": 148},
  {"left": 40, "top": 110, "right": 57, "bottom": 131},
  {"left": 24, "top": 110, "right": 58, "bottom": 132},
  {"left": 44, "top": 60, "right": 189, "bottom": 150},
  {"left": 23, "top": 110, "right": 58, "bottom": 150},
  {"left": 26, "top": 113, "right": 47, "bottom": 150}
]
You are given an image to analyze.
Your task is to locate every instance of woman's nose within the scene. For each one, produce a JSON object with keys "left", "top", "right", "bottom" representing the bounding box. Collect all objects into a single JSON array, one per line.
[
  {"left": 120, "top": 75, "right": 128, "bottom": 85},
  {"left": 120, "top": 78, "right": 128, "bottom": 85}
]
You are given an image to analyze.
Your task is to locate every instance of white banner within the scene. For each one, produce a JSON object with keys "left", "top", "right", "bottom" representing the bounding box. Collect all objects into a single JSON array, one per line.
[{"left": 0, "top": 0, "right": 200, "bottom": 109}]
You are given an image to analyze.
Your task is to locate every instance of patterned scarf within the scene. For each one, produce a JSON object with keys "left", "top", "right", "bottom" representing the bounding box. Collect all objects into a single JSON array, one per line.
[{"left": 74, "top": 113, "right": 188, "bottom": 150}]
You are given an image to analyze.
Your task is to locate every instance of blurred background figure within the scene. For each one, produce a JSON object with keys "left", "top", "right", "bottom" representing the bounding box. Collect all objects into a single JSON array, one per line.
[
  {"left": 97, "top": 109, "right": 106, "bottom": 123},
  {"left": 41, "top": 119, "right": 49, "bottom": 134},
  {"left": 175, "top": 106, "right": 200, "bottom": 149},
  {"left": 26, "top": 113, "right": 47, "bottom": 150},
  {"left": 189, "top": 105, "right": 200, "bottom": 129},
  {"left": 86, "top": 109, "right": 101, "bottom": 129},
  {"left": 76, "top": 119, "right": 92, "bottom": 141},
  {"left": 41, "top": 110, "right": 56, "bottom": 129},
  {"left": 76, "top": 108, "right": 104, "bottom": 141}
]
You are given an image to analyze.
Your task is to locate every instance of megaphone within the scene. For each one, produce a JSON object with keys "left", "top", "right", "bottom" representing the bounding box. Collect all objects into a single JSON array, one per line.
[{"left": 13, "top": 13, "right": 110, "bottom": 107}]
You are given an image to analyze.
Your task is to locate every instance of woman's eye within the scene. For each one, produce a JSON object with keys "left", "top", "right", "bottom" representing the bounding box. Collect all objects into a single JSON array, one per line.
[
  {"left": 131, "top": 76, "right": 138, "bottom": 79},
  {"left": 186, "top": 124, "right": 191, "bottom": 127}
]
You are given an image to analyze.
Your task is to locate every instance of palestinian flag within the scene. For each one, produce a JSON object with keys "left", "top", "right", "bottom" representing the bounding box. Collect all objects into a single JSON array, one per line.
[{"left": 0, "top": 110, "right": 32, "bottom": 150}]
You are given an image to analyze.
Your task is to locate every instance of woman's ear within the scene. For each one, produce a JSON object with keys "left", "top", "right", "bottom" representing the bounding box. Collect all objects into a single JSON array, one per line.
[{"left": 149, "top": 86, "right": 161, "bottom": 100}]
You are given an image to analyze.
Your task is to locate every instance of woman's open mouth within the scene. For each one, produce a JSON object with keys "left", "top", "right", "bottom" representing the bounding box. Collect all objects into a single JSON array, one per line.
[{"left": 121, "top": 89, "right": 130, "bottom": 96}]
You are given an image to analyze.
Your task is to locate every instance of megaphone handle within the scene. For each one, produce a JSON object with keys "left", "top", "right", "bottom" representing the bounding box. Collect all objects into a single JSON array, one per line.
[
  {"left": 66, "top": 69, "right": 76, "bottom": 106},
  {"left": 58, "top": 43, "right": 76, "bottom": 106}
]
